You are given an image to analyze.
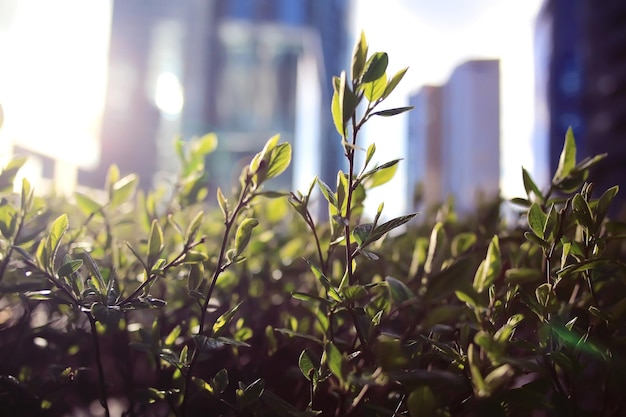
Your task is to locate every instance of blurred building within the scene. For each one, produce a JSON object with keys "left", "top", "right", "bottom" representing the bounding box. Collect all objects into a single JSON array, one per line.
[
  {"left": 80, "top": 0, "right": 350, "bottom": 193},
  {"left": 407, "top": 60, "right": 500, "bottom": 214},
  {"left": 536, "top": 0, "right": 626, "bottom": 213}
]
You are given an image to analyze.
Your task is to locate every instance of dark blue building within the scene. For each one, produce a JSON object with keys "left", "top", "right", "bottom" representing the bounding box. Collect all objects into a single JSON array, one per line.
[{"left": 539, "top": 0, "right": 626, "bottom": 214}]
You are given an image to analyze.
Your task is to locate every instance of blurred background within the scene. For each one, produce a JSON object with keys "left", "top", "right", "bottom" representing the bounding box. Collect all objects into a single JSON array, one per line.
[{"left": 0, "top": 0, "right": 625, "bottom": 218}]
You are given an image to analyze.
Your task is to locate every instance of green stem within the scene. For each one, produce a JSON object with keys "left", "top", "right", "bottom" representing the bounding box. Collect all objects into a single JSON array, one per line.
[{"left": 182, "top": 180, "right": 252, "bottom": 415}]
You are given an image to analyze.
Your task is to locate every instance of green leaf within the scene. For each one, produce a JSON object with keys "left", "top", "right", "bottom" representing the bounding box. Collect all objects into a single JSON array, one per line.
[
  {"left": 165, "top": 325, "right": 181, "bottom": 346},
  {"left": 407, "top": 386, "right": 436, "bottom": 417},
  {"left": 110, "top": 174, "right": 138, "bottom": 207},
  {"left": 596, "top": 186, "right": 619, "bottom": 228},
  {"left": 298, "top": 350, "right": 317, "bottom": 381},
  {"left": 367, "top": 213, "right": 417, "bottom": 245},
  {"left": 504, "top": 268, "right": 542, "bottom": 285},
  {"left": 572, "top": 194, "right": 594, "bottom": 230},
  {"left": 181, "top": 251, "right": 208, "bottom": 264},
  {"left": 424, "top": 222, "right": 445, "bottom": 274},
  {"left": 234, "top": 218, "right": 259, "bottom": 256},
  {"left": 451, "top": 232, "right": 477, "bottom": 257},
  {"left": 362, "top": 52, "right": 389, "bottom": 83},
  {"left": 524, "top": 231, "right": 550, "bottom": 249},
  {"left": 187, "top": 263, "right": 203, "bottom": 291},
  {"left": 362, "top": 159, "right": 401, "bottom": 188},
  {"left": 212, "top": 369, "right": 229, "bottom": 394},
  {"left": 522, "top": 167, "right": 544, "bottom": 202},
  {"left": 364, "top": 73, "right": 387, "bottom": 102},
  {"left": 213, "top": 300, "right": 245, "bottom": 337},
  {"left": 351, "top": 31, "right": 368, "bottom": 81},
  {"left": 147, "top": 219, "right": 164, "bottom": 267},
  {"left": 46, "top": 214, "right": 69, "bottom": 268},
  {"left": 325, "top": 342, "right": 344, "bottom": 384},
  {"left": 331, "top": 73, "right": 346, "bottom": 136},
  {"left": 352, "top": 223, "right": 373, "bottom": 247},
  {"left": 528, "top": 203, "right": 547, "bottom": 239},
  {"left": 552, "top": 126, "right": 577, "bottom": 182},
  {"left": 383, "top": 67, "right": 409, "bottom": 99},
  {"left": 265, "top": 142, "right": 292, "bottom": 180},
  {"left": 364, "top": 143, "right": 376, "bottom": 170},
  {"left": 341, "top": 284, "right": 367, "bottom": 302},
  {"left": 473, "top": 235, "right": 501, "bottom": 293},
  {"left": 240, "top": 378, "right": 265, "bottom": 407},
  {"left": 455, "top": 290, "right": 482, "bottom": 309},
  {"left": 192, "top": 133, "right": 218, "bottom": 158},
  {"left": 483, "top": 364, "right": 514, "bottom": 396},
  {"left": 75, "top": 192, "right": 101, "bottom": 216},
  {"left": 305, "top": 260, "right": 341, "bottom": 301},
  {"left": 386, "top": 276, "right": 416, "bottom": 307},
  {"left": 217, "top": 188, "right": 228, "bottom": 219},
  {"left": 316, "top": 178, "right": 337, "bottom": 208},
  {"left": 185, "top": 211, "right": 204, "bottom": 242},
  {"left": 81, "top": 251, "right": 107, "bottom": 297},
  {"left": 57, "top": 259, "right": 83, "bottom": 278},
  {"left": 371, "top": 106, "right": 414, "bottom": 117}
]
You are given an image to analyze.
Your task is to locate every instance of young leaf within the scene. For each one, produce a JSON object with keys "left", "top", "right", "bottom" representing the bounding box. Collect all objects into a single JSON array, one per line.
[
  {"left": 81, "top": 251, "right": 107, "bottom": 297},
  {"left": 265, "top": 142, "right": 292, "bottom": 180},
  {"left": 75, "top": 192, "right": 102, "bottom": 216},
  {"left": 364, "top": 143, "right": 376, "bottom": 170},
  {"left": 522, "top": 167, "right": 544, "bottom": 202},
  {"left": 363, "top": 73, "right": 387, "bottom": 102},
  {"left": 234, "top": 218, "right": 258, "bottom": 256},
  {"left": 110, "top": 174, "right": 138, "bottom": 207},
  {"left": 361, "top": 159, "right": 401, "bottom": 188},
  {"left": 57, "top": 259, "right": 83, "bottom": 278},
  {"left": 324, "top": 342, "right": 344, "bottom": 384},
  {"left": 386, "top": 276, "right": 416, "bottom": 307},
  {"left": 596, "top": 185, "right": 619, "bottom": 228},
  {"left": 46, "top": 214, "right": 69, "bottom": 268},
  {"left": 366, "top": 213, "right": 417, "bottom": 245},
  {"left": 316, "top": 178, "right": 337, "bottom": 208},
  {"left": 213, "top": 300, "right": 245, "bottom": 337},
  {"left": 212, "top": 369, "right": 229, "bottom": 394},
  {"left": 371, "top": 106, "right": 414, "bottom": 117},
  {"left": 383, "top": 67, "right": 409, "bottom": 99},
  {"left": 552, "top": 126, "right": 577, "bottom": 182},
  {"left": 473, "top": 235, "right": 501, "bottom": 293},
  {"left": 572, "top": 194, "right": 594, "bottom": 231},
  {"left": 528, "top": 203, "right": 547, "bottom": 239},
  {"left": 352, "top": 223, "right": 373, "bottom": 247},
  {"left": 362, "top": 52, "right": 389, "bottom": 83},
  {"left": 298, "top": 350, "right": 317, "bottom": 381},
  {"left": 331, "top": 73, "right": 346, "bottom": 136},
  {"left": 147, "top": 219, "right": 164, "bottom": 267},
  {"left": 185, "top": 211, "right": 205, "bottom": 242},
  {"left": 187, "top": 263, "right": 203, "bottom": 291},
  {"left": 351, "top": 31, "right": 368, "bottom": 81}
]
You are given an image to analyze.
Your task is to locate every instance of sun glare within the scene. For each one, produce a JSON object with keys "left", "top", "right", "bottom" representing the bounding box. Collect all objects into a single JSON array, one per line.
[
  {"left": 0, "top": 0, "right": 112, "bottom": 169},
  {"left": 154, "top": 72, "right": 184, "bottom": 116}
]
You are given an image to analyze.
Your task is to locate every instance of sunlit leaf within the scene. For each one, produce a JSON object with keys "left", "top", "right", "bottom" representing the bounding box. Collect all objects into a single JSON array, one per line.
[{"left": 362, "top": 52, "right": 388, "bottom": 83}]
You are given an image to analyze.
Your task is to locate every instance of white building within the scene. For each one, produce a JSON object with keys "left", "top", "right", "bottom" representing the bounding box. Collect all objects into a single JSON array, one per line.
[{"left": 407, "top": 59, "right": 500, "bottom": 214}]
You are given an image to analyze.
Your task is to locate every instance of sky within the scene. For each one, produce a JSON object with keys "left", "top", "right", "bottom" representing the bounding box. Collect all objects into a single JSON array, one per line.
[
  {"left": 0, "top": 0, "right": 545, "bottom": 211},
  {"left": 351, "top": 0, "right": 545, "bottom": 216}
]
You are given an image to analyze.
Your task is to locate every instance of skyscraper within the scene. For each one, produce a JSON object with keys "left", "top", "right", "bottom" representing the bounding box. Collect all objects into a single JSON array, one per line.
[
  {"left": 407, "top": 60, "right": 500, "bottom": 214},
  {"left": 537, "top": 0, "right": 626, "bottom": 214},
  {"left": 81, "top": 0, "right": 350, "bottom": 193}
]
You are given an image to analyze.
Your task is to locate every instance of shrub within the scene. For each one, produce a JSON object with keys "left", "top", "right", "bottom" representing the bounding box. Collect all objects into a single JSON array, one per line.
[{"left": 0, "top": 33, "right": 625, "bottom": 417}]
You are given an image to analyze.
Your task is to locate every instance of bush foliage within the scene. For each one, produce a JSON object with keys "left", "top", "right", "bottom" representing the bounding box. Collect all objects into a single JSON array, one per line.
[{"left": 1, "top": 33, "right": 625, "bottom": 417}]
